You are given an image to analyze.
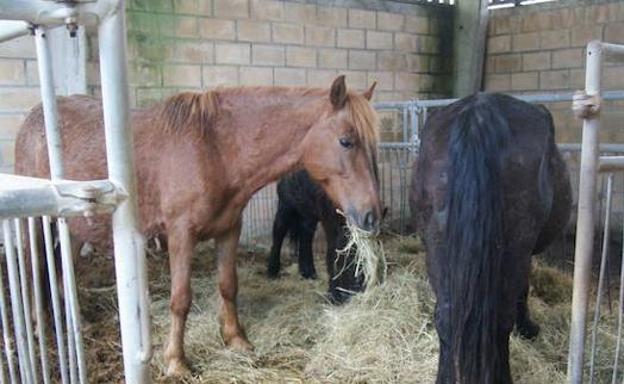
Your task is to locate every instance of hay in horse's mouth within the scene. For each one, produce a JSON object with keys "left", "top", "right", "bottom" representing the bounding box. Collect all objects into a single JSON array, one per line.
[{"left": 336, "top": 210, "right": 387, "bottom": 288}]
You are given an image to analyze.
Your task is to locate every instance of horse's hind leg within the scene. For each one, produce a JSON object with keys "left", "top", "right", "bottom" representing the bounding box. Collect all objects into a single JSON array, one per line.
[
  {"left": 515, "top": 267, "right": 540, "bottom": 340},
  {"left": 267, "top": 201, "right": 292, "bottom": 278},
  {"left": 164, "top": 226, "right": 196, "bottom": 376},
  {"left": 217, "top": 221, "right": 253, "bottom": 351}
]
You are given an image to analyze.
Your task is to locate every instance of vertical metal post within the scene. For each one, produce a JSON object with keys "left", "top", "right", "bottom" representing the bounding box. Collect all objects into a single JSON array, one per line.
[
  {"left": 0, "top": 229, "right": 17, "bottom": 384},
  {"left": 97, "top": 3, "right": 151, "bottom": 383},
  {"left": 409, "top": 102, "right": 420, "bottom": 145},
  {"left": 34, "top": 26, "right": 64, "bottom": 180},
  {"left": 42, "top": 217, "right": 69, "bottom": 384},
  {"left": 402, "top": 106, "right": 408, "bottom": 143},
  {"left": 568, "top": 41, "right": 604, "bottom": 384},
  {"left": 2, "top": 220, "right": 34, "bottom": 384},
  {"left": 589, "top": 174, "right": 613, "bottom": 383},
  {"left": 27, "top": 218, "right": 51, "bottom": 384},
  {"left": 12, "top": 219, "right": 38, "bottom": 383}
]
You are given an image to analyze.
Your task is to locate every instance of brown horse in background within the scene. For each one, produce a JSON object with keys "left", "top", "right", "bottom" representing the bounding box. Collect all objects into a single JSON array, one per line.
[{"left": 14, "top": 76, "right": 382, "bottom": 376}]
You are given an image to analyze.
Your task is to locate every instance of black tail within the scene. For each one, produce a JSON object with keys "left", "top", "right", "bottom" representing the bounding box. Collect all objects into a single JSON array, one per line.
[{"left": 444, "top": 95, "right": 509, "bottom": 383}]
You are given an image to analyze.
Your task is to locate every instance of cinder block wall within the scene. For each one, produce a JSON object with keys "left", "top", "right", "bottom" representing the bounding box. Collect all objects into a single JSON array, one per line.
[
  {"left": 0, "top": 36, "right": 39, "bottom": 173},
  {"left": 484, "top": 0, "right": 624, "bottom": 144},
  {"left": 0, "top": 0, "right": 453, "bottom": 173}
]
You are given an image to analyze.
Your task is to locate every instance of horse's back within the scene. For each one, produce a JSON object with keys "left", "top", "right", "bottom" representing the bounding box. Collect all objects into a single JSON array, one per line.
[
  {"left": 15, "top": 95, "right": 112, "bottom": 251},
  {"left": 15, "top": 94, "right": 107, "bottom": 181}
]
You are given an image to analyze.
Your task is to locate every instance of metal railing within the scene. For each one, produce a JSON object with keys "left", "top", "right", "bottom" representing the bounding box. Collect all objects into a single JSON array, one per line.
[
  {"left": 0, "top": 1, "right": 151, "bottom": 383},
  {"left": 568, "top": 41, "right": 624, "bottom": 384},
  {"left": 488, "top": 0, "right": 560, "bottom": 10}
]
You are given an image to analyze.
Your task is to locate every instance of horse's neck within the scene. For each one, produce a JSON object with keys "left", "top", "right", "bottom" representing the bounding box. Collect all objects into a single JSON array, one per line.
[{"left": 216, "top": 92, "right": 325, "bottom": 202}]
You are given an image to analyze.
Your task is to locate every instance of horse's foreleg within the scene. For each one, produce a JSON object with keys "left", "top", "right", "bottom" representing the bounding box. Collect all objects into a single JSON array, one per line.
[
  {"left": 298, "top": 218, "right": 317, "bottom": 279},
  {"left": 217, "top": 221, "right": 253, "bottom": 351},
  {"left": 267, "top": 202, "right": 290, "bottom": 278},
  {"left": 164, "top": 227, "right": 196, "bottom": 377}
]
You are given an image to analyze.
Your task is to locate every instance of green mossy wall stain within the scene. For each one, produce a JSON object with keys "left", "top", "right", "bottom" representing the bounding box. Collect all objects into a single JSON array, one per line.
[
  {"left": 127, "top": 0, "right": 173, "bottom": 13},
  {"left": 126, "top": 0, "right": 176, "bottom": 88}
]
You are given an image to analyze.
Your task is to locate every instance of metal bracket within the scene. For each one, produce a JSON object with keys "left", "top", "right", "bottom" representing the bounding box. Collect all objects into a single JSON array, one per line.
[
  {"left": 572, "top": 90, "right": 602, "bottom": 119},
  {"left": 0, "top": 175, "right": 126, "bottom": 219}
]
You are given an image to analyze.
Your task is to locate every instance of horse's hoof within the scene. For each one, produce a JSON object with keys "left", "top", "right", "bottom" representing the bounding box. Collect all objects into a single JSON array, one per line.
[
  {"left": 327, "top": 289, "right": 353, "bottom": 305},
  {"left": 300, "top": 270, "right": 317, "bottom": 280},
  {"left": 267, "top": 264, "right": 281, "bottom": 279},
  {"left": 227, "top": 335, "right": 254, "bottom": 352},
  {"left": 516, "top": 320, "right": 540, "bottom": 340},
  {"left": 165, "top": 358, "right": 191, "bottom": 377}
]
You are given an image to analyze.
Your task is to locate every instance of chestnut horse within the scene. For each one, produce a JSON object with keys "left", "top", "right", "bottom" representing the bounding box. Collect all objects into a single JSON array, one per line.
[
  {"left": 14, "top": 76, "right": 382, "bottom": 376},
  {"left": 409, "top": 93, "right": 571, "bottom": 383}
]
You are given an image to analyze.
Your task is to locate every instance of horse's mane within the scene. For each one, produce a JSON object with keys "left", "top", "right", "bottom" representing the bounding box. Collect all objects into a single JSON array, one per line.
[
  {"left": 345, "top": 92, "right": 379, "bottom": 158},
  {"left": 158, "top": 87, "right": 380, "bottom": 155},
  {"left": 159, "top": 91, "right": 219, "bottom": 137}
]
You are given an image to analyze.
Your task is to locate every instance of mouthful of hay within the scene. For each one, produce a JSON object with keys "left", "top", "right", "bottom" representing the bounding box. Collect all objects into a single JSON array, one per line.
[{"left": 336, "top": 210, "right": 387, "bottom": 288}]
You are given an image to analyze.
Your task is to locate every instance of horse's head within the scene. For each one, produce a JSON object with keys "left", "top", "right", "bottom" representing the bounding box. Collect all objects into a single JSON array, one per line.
[{"left": 301, "top": 75, "right": 382, "bottom": 232}]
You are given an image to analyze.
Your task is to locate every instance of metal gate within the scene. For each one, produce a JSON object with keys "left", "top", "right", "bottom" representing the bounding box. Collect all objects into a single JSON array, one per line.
[
  {"left": 568, "top": 40, "right": 624, "bottom": 384},
  {"left": 0, "top": 1, "right": 151, "bottom": 383}
]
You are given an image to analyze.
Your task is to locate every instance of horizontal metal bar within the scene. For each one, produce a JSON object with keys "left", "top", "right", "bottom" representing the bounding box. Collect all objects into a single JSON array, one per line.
[
  {"left": 415, "top": 98, "right": 458, "bottom": 108},
  {"left": 602, "top": 42, "right": 624, "bottom": 62},
  {"left": 379, "top": 142, "right": 419, "bottom": 149},
  {"left": 373, "top": 101, "right": 413, "bottom": 110},
  {"left": 374, "top": 91, "right": 624, "bottom": 113},
  {"left": 599, "top": 156, "right": 624, "bottom": 173},
  {"left": 0, "top": 174, "right": 125, "bottom": 219},
  {"left": 0, "top": 20, "right": 30, "bottom": 43},
  {"left": 0, "top": 0, "right": 120, "bottom": 26},
  {"left": 558, "top": 143, "right": 624, "bottom": 153},
  {"left": 377, "top": 141, "right": 624, "bottom": 153}
]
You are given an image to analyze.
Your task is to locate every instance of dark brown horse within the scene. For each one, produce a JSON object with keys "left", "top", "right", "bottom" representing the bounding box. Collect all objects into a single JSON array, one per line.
[
  {"left": 267, "top": 170, "right": 363, "bottom": 304},
  {"left": 15, "top": 76, "right": 382, "bottom": 376},
  {"left": 409, "top": 93, "right": 571, "bottom": 383}
]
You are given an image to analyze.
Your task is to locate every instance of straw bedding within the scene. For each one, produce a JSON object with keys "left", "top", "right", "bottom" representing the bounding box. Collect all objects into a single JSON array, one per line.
[{"left": 70, "top": 235, "right": 617, "bottom": 383}]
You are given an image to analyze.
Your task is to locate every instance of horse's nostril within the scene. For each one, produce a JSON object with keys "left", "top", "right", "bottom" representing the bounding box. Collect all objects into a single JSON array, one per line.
[{"left": 363, "top": 210, "right": 376, "bottom": 230}]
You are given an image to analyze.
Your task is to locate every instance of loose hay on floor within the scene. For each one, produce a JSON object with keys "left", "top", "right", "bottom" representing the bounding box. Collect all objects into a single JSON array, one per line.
[{"left": 74, "top": 235, "right": 619, "bottom": 383}]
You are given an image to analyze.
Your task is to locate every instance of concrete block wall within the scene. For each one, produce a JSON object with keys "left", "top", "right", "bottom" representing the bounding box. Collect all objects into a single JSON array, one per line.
[
  {"left": 0, "top": 0, "right": 453, "bottom": 173},
  {"left": 484, "top": 0, "right": 624, "bottom": 143},
  {"left": 0, "top": 35, "right": 39, "bottom": 173},
  {"left": 114, "top": 0, "right": 454, "bottom": 146}
]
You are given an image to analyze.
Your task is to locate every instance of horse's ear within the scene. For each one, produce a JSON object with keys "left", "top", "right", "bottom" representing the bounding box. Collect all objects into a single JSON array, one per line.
[
  {"left": 330, "top": 75, "right": 348, "bottom": 110},
  {"left": 363, "top": 81, "right": 377, "bottom": 101}
]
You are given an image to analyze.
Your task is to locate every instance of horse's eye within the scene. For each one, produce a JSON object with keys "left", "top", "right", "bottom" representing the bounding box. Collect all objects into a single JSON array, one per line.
[{"left": 339, "top": 137, "right": 354, "bottom": 149}]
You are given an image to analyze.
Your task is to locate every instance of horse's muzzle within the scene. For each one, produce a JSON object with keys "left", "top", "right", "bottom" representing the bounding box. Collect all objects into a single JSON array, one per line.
[{"left": 353, "top": 209, "right": 379, "bottom": 233}]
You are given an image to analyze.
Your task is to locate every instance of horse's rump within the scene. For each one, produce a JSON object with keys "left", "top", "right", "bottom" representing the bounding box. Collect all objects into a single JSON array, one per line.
[{"left": 412, "top": 93, "right": 571, "bottom": 384}]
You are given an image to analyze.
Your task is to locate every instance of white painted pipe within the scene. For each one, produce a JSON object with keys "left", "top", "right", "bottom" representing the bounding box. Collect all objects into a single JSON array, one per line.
[
  {"left": 34, "top": 26, "right": 64, "bottom": 180},
  {"left": 42, "top": 217, "right": 69, "bottom": 384},
  {"left": 57, "top": 218, "right": 86, "bottom": 384},
  {"left": 13, "top": 219, "right": 38, "bottom": 383},
  {"left": 568, "top": 40, "right": 605, "bottom": 384},
  {"left": 27, "top": 218, "right": 51, "bottom": 384},
  {"left": 0, "top": 224, "right": 17, "bottom": 384},
  {"left": 0, "top": 21, "right": 30, "bottom": 44},
  {"left": 2, "top": 220, "right": 34, "bottom": 384},
  {"left": 598, "top": 156, "right": 624, "bottom": 172},
  {"left": 0, "top": 0, "right": 119, "bottom": 27},
  {"left": 0, "top": 176, "right": 123, "bottom": 220},
  {"left": 97, "top": 2, "right": 152, "bottom": 382}
]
